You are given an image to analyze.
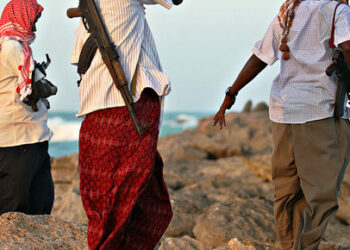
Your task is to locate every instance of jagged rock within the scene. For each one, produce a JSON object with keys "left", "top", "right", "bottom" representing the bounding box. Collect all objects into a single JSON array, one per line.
[
  {"left": 336, "top": 169, "right": 350, "bottom": 224},
  {"left": 51, "top": 153, "right": 79, "bottom": 185},
  {"left": 51, "top": 187, "right": 88, "bottom": 225},
  {"left": 252, "top": 102, "right": 269, "bottom": 112},
  {"left": 51, "top": 153, "right": 87, "bottom": 224},
  {"left": 0, "top": 212, "right": 87, "bottom": 249},
  {"left": 215, "top": 238, "right": 275, "bottom": 250},
  {"left": 243, "top": 154, "right": 272, "bottom": 182},
  {"left": 323, "top": 217, "right": 350, "bottom": 248},
  {"left": 43, "top": 110, "right": 349, "bottom": 250},
  {"left": 193, "top": 199, "right": 276, "bottom": 247},
  {"left": 159, "top": 112, "right": 273, "bottom": 164},
  {"left": 156, "top": 236, "right": 208, "bottom": 250},
  {"left": 242, "top": 100, "right": 253, "bottom": 113}
]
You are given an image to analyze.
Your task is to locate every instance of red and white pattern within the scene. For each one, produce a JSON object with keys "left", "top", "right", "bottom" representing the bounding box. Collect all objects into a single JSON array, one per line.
[
  {"left": 0, "top": 0, "right": 43, "bottom": 100},
  {"left": 79, "top": 89, "right": 173, "bottom": 249},
  {"left": 278, "top": 0, "right": 294, "bottom": 29}
]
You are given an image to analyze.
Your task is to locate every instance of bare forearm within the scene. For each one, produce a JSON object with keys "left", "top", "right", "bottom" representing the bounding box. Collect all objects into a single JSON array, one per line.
[{"left": 228, "top": 54, "right": 267, "bottom": 95}]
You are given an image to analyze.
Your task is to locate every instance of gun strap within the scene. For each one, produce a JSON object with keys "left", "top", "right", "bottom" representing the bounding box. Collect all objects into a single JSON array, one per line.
[
  {"left": 78, "top": 35, "right": 97, "bottom": 76},
  {"left": 329, "top": 2, "right": 342, "bottom": 48},
  {"left": 76, "top": 34, "right": 138, "bottom": 94}
]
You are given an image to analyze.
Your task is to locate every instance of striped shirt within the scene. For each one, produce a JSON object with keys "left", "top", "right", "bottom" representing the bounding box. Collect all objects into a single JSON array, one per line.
[
  {"left": 71, "top": 0, "right": 170, "bottom": 117},
  {"left": 253, "top": 0, "right": 350, "bottom": 124}
]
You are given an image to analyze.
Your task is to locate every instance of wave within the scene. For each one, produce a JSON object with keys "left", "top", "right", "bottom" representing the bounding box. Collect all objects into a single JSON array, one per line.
[
  {"left": 48, "top": 117, "right": 81, "bottom": 143},
  {"left": 165, "top": 114, "right": 198, "bottom": 128}
]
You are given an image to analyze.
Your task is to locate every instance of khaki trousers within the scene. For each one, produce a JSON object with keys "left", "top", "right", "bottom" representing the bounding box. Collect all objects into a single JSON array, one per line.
[{"left": 271, "top": 118, "right": 350, "bottom": 250}]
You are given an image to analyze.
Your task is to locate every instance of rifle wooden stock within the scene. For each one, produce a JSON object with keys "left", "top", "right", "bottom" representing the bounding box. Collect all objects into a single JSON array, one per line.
[
  {"left": 67, "top": 8, "right": 82, "bottom": 18},
  {"left": 32, "top": 104, "right": 38, "bottom": 112}
]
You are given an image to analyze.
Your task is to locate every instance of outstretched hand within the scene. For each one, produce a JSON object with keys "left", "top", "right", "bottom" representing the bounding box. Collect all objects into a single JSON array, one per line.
[{"left": 213, "top": 95, "right": 236, "bottom": 129}]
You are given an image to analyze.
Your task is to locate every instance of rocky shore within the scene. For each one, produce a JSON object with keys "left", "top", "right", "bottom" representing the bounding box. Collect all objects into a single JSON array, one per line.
[{"left": 1, "top": 103, "right": 349, "bottom": 249}]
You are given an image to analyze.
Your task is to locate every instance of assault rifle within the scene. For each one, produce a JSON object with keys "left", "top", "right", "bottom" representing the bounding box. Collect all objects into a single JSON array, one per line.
[
  {"left": 67, "top": 0, "right": 144, "bottom": 135},
  {"left": 326, "top": 49, "right": 350, "bottom": 118},
  {"left": 23, "top": 54, "right": 57, "bottom": 111}
]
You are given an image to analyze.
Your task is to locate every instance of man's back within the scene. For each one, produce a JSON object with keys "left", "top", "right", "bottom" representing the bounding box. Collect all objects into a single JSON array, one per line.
[
  {"left": 253, "top": 0, "right": 350, "bottom": 123},
  {"left": 0, "top": 37, "right": 51, "bottom": 147}
]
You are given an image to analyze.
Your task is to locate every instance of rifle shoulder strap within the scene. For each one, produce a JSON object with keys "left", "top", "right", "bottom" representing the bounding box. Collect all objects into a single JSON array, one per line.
[
  {"left": 329, "top": 2, "right": 343, "bottom": 48},
  {"left": 77, "top": 35, "right": 97, "bottom": 86},
  {"left": 76, "top": 34, "right": 138, "bottom": 93}
]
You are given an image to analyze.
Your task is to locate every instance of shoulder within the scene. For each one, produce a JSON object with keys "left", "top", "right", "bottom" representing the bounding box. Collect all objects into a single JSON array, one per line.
[
  {"left": 0, "top": 37, "right": 23, "bottom": 56},
  {"left": 333, "top": 2, "right": 350, "bottom": 17}
]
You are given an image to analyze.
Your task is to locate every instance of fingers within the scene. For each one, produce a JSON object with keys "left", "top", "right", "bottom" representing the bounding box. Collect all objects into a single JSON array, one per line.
[
  {"left": 213, "top": 112, "right": 226, "bottom": 130},
  {"left": 213, "top": 116, "right": 218, "bottom": 127}
]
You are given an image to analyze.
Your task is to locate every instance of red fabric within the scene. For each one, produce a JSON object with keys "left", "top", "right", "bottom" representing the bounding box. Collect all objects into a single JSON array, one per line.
[
  {"left": 0, "top": 0, "right": 43, "bottom": 99},
  {"left": 79, "top": 89, "right": 173, "bottom": 250}
]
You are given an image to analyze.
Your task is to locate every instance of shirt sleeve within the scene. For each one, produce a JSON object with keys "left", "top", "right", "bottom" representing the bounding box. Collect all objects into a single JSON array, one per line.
[
  {"left": 334, "top": 4, "right": 350, "bottom": 47},
  {"left": 3, "top": 40, "right": 24, "bottom": 77},
  {"left": 252, "top": 16, "right": 281, "bottom": 66}
]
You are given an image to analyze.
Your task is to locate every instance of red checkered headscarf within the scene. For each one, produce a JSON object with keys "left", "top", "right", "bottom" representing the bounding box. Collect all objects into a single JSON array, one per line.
[{"left": 0, "top": 0, "right": 43, "bottom": 100}]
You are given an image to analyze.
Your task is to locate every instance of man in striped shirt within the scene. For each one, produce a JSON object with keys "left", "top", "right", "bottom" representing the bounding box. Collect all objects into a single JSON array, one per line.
[
  {"left": 214, "top": 0, "right": 350, "bottom": 249},
  {"left": 71, "top": 0, "right": 173, "bottom": 249}
]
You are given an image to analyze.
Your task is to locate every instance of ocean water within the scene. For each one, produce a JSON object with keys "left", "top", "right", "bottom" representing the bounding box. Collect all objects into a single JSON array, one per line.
[{"left": 48, "top": 111, "right": 212, "bottom": 158}]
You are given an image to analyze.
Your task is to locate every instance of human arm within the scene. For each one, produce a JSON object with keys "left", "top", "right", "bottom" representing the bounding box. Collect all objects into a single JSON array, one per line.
[{"left": 213, "top": 54, "right": 267, "bottom": 129}]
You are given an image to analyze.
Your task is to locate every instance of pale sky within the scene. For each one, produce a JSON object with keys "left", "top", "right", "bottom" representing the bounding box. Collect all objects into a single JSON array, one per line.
[{"left": 0, "top": 0, "right": 282, "bottom": 112}]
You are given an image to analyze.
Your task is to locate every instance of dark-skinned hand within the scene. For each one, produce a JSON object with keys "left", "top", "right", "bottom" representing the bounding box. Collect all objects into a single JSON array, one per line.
[{"left": 213, "top": 95, "right": 236, "bottom": 129}]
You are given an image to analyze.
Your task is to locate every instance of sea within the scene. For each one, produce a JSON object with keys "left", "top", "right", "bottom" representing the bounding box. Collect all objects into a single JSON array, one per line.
[{"left": 47, "top": 111, "right": 212, "bottom": 158}]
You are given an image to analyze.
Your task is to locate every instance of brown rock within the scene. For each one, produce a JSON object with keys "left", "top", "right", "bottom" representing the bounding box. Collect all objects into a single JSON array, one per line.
[
  {"left": 51, "top": 153, "right": 87, "bottom": 224},
  {"left": 243, "top": 154, "right": 272, "bottom": 182},
  {"left": 193, "top": 199, "right": 276, "bottom": 247},
  {"left": 215, "top": 238, "right": 275, "bottom": 250},
  {"left": 242, "top": 100, "right": 253, "bottom": 113},
  {"left": 156, "top": 236, "right": 208, "bottom": 250},
  {"left": 0, "top": 212, "right": 87, "bottom": 249},
  {"left": 252, "top": 102, "right": 269, "bottom": 112},
  {"left": 51, "top": 153, "right": 79, "bottom": 185},
  {"left": 51, "top": 187, "right": 88, "bottom": 225},
  {"left": 336, "top": 166, "right": 350, "bottom": 224}
]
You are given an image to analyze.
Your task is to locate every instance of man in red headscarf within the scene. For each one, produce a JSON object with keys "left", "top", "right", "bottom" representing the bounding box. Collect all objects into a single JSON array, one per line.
[
  {"left": 0, "top": 0, "right": 54, "bottom": 215},
  {"left": 214, "top": 0, "right": 350, "bottom": 249}
]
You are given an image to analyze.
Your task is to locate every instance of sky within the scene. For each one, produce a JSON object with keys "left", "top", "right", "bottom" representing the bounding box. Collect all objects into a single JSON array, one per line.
[{"left": 0, "top": 0, "right": 282, "bottom": 113}]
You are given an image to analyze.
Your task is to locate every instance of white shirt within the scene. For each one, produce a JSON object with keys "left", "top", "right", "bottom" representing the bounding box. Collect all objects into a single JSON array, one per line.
[
  {"left": 0, "top": 37, "right": 52, "bottom": 147},
  {"left": 253, "top": 0, "right": 350, "bottom": 123},
  {"left": 71, "top": 0, "right": 171, "bottom": 117}
]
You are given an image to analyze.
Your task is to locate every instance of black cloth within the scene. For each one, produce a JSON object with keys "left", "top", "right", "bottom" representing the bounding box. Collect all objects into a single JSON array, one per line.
[{"left": 0, "top": 141, "right": 54, "bottom": 215}]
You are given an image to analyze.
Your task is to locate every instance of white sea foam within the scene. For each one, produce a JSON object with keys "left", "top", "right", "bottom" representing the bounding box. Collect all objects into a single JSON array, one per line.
[
  {"left": 166, "top": 114, "right": 198, "bottom": 128},
  {"left": 48, "top": 117, "right": 81, "bottom": 142}
]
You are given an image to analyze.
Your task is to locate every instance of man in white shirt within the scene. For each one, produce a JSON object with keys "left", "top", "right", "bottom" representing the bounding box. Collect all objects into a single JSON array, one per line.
[
  {"left": 0, "top": 0, "right": 53, "bottom": 215},
  {"left": 71, "top": 0, "right": 175, "bottom": 248},
  {"left": 214, "top": 0, "right": 350, "bottom": 249}
]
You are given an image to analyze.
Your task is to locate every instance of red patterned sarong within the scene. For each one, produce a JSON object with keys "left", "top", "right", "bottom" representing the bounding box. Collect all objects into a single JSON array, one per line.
[{"left": 79, "top": 89, "right": 173, "bottom": 249}]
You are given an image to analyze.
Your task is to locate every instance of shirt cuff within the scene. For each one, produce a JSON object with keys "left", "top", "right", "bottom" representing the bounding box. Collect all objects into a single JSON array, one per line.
[{"left": 252, "top": 47, "right": 276, "bottom": 66}]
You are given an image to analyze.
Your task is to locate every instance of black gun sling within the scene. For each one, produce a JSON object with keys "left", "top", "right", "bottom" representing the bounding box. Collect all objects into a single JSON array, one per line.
[{"left": 77, "top": 35, "right": 138, "bottom": 94}]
